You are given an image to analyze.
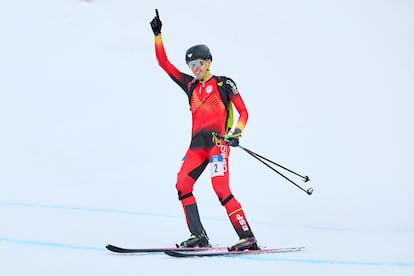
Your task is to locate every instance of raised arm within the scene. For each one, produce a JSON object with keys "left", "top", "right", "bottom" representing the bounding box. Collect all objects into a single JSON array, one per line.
[{"left": 150, "top": 9, "right": 193, "bottom": 93}]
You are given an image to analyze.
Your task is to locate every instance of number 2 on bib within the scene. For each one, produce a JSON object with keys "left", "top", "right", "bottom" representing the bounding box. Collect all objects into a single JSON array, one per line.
[{"left": 210, "top": 155, "right": 224, "bottom": 177}]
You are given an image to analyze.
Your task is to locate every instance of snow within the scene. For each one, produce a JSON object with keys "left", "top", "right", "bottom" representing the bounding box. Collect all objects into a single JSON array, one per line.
[{"left": 1, "top": 0, "right": 413, "bottom": 275}]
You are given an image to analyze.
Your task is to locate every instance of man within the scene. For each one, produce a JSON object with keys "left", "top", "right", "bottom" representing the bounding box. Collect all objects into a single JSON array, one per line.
[{"left": 150, "top": 9, "right": 258, "bottom": 251}]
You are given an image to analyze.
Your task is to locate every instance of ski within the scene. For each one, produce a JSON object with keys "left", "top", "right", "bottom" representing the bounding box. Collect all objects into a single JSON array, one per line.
[
  {"left": 105, "top": 244, "right": 226, "bottom": 254},
  {"left": 164, "top": 246, "right": 304, "bottom": 257}
]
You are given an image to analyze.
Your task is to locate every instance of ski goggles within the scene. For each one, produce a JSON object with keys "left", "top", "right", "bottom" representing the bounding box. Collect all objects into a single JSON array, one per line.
[{"left": 187, "top": 59, "right": 204, "bottom": 69}]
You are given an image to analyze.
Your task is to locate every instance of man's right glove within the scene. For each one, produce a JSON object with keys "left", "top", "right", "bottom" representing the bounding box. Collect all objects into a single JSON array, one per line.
[{"left": 150, "top": 9, "right": 162, "bottom": 35}]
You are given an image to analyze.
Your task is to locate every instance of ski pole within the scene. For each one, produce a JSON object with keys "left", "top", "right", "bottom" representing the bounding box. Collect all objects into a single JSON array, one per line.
[
  {"left": 212, "top": 132, "right": 313, "bottom": 195},
  {"left": 237, "top": 145, "right": 313, "bottom": 195},
  {"left": 237, "top": 145, "right": 310, "bottom": 182}
]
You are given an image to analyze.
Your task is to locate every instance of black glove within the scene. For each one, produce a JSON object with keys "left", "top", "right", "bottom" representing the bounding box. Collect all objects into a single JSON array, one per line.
[
  {"left": 227, "top": 138, "right": 239, "bottom": 147},
  {"left": 150, "top": 9, "right": 162, "bottom": 35},
  {"left": 226, "top": 128, "right": 242, "bottom": 147}
]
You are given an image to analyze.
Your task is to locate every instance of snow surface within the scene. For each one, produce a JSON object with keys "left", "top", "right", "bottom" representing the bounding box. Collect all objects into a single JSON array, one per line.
[{"left": 1, "top": 0, "right": 413, "bottom": 275}]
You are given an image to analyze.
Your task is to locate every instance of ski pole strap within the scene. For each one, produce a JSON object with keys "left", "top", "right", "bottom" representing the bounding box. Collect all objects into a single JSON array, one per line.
[
  {"left": 212, "top": 132, "right": 223, "bottom": 146},
  {"left": 225, "top": 130, "right": 242, "bottom": 140},
  {"left": 211, "top": 132, "right": 241, "bottom": 147}
]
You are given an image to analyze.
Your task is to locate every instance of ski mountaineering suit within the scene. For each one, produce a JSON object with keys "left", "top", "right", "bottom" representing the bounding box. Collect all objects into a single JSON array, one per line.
[{"left": 154, "top": 34, "right": 255, "bottom": 240}]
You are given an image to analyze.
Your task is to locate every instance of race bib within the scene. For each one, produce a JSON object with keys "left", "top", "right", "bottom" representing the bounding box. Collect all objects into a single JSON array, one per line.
[{"left": 210, "top": 155, "right": 224, "bottom": 177}]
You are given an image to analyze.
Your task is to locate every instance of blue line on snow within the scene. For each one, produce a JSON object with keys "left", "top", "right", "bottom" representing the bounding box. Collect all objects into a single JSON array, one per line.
[
  {"left": 2, "top": 201, "right": 413, "bottom": 268},
  {"left": 1, "top": 236, "right": 413, "bottom": 268},
  {"left": 236, "top": 255, "right": 414, "bottom": 267},
  {"left": 0, "top": 200, "right": 271, "bottom": 224},
  {"left": 0, "top": 201, "right": 182, "bottom": 219},
  {"left": 0, "top": 236, "right": 104, "bottom": 252}
]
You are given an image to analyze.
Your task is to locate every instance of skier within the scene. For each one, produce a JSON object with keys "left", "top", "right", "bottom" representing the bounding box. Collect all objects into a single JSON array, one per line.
[{"left": 150, "top": 9, "right": 258, "bottom": 251}]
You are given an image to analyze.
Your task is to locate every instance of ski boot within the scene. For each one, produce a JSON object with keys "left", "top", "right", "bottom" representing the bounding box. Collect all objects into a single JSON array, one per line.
[
  {"left": 179, "top": 233, "right": 210, "bottom": 248},
  {"left": 229, "top": 237, "right": 259, "bottom": 251}
]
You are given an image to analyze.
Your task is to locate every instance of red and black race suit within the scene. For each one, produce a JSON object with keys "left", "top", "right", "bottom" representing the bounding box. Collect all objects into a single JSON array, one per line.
[{"left": 154, "top": 34, "right": 254, "bottom": 239}]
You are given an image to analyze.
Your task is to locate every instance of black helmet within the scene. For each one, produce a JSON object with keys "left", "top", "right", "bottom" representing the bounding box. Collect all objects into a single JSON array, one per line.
[{"left": 185, "top": 44, "right": 212, "bottom": 63}]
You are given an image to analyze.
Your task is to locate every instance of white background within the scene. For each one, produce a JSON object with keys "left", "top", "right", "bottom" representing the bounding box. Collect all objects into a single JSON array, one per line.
[{"left": 1, "top": 0, "right": 413, "bottom": 275}]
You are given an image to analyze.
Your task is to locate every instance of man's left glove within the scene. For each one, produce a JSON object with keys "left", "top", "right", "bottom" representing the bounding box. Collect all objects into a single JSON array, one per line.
[
  {"left": 227, "top": 138, "right": 239, "bottom": 147},
  {"left": 226, "top": 128, "right": 242, "bottom": 147},
  {"left": 150, "top": 9, "right": 162, "bottom": 35}
]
